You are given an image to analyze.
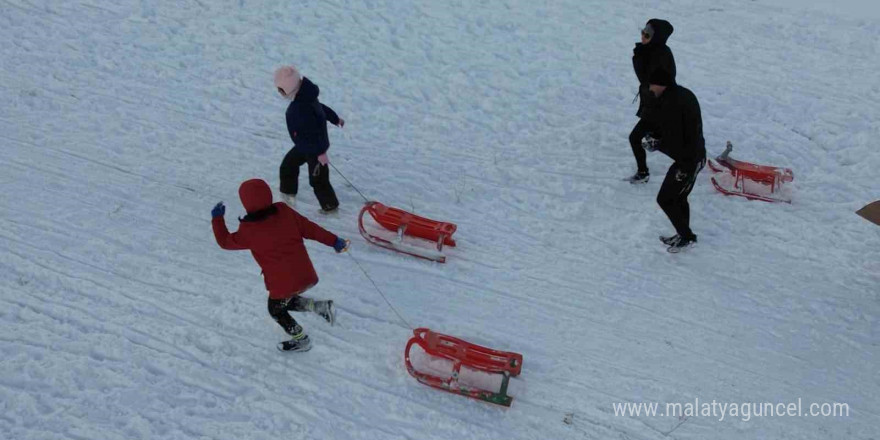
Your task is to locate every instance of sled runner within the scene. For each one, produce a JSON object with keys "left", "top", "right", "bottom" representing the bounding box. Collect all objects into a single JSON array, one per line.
[
  {"left": 358, "top": 201, "right": 457, "bottom": 263},
  {"left": 404, "top": 328, "right": 523, "bottom": 407},
  {"left": 707, "top": 141, "right": 794, "bottom": 203}
]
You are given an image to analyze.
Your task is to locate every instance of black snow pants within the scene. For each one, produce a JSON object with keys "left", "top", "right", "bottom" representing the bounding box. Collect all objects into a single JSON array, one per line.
[
  {"left": 279, "top": 148, "right": 339, "bottom": 211},
  {"left": 267, "top": 296, "right": 313, "bottom": 336},
  {"left": 628, "top": 119, "right": 655, "bottom": 174},
  {"left": 656, "top": 157, "right": 706, "bottom": 239}
]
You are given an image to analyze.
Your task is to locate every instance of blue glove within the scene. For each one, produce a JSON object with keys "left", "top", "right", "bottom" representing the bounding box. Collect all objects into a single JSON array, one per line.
[
  {"left": 333, "top": 237, "right": 350, "bottom": 253},
  {"left": 211, "top": 202, "right": 225, "bottom": 218}
]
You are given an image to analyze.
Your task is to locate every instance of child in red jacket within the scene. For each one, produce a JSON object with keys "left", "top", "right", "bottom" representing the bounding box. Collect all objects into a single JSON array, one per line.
[{"left": 212, "top": 178, "right": 350, "bottom": 352}]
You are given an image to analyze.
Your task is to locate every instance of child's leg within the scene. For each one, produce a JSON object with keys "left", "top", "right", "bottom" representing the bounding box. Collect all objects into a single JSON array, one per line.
[
  {"left": 267, "top": 297, "right": 305, "bottom": 336},
  {"left": 279, "top": 149, "right": 309, "bottom": 195},
  {"left": 289, "top": 296, "right": 335, "bottom": 325},
  {"left": 306, "top": 156, "right": 339, "bottom": 211}
]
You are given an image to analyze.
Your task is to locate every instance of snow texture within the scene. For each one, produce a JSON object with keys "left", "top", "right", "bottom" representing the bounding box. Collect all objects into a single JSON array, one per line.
[{"left": 1, "top": 1, "right": 878, "bottom": 439}]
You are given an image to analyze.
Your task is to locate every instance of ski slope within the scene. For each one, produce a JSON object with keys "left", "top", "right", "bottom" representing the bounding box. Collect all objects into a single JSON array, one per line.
[{"left": 1, "top": 1, "right": 878, "bottom": 439}]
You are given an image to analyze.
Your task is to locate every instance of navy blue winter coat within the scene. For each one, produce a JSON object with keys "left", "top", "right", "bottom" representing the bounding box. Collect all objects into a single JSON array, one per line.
[{"left": 285, "top": 77, "right": 341, "bottom": 156}]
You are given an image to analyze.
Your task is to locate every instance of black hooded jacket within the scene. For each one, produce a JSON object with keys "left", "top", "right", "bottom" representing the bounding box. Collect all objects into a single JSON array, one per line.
[
  {"left": 633, "top": 19, "right": 676, "bottom": 118},
  {"left": 284, "top": 77, "right": 341, "bottom": 156},
  {"left": 653, "top": 85, "right": 706, "bottom": 164}
]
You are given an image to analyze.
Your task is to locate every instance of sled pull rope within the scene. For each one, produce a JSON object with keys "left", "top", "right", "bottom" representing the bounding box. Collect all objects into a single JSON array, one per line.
[
  {"left": 326, "top": 160, "right": 411, "bottom": 328},
  {"left": 346, "top": 251, "right": 414, "bottom": 330},
  {"left": 330, "top": 162, "right": 371, "bottom": 204}
]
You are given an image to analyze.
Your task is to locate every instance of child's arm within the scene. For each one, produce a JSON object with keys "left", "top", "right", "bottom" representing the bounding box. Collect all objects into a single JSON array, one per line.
[
  {"left": 321, "top": 104, "right": 343, "bottom": 127},
  {"left": 211, "top": 203, "right": 250, "bottom": 250},
  {"left": 290, "top": 206, "right": 338, "bottom": 247}
]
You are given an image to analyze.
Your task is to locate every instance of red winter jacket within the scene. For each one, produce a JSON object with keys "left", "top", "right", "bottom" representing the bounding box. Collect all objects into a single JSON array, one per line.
[{"left": 212, "top": 179, "right": 339, "bottom": 299}]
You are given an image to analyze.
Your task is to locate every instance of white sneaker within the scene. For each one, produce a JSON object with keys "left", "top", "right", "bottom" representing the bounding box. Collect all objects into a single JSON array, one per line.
[
  {"left": 627, "top": 171, "right": 650, "bottom": 185},
  {"left": 277, "top": 335, "right": 311, "bottom": 352},
  {"left": 281, "top": 193, "right": 296, "bottom": 207},
  {"left": 277, "top": 325, "right": 311, "bottom": 352}
]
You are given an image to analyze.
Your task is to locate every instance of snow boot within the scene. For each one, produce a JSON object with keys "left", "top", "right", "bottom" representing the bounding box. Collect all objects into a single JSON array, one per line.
[
  {"left": 659, "top": 234, "right": 680, "bottom": 246},
  {"left": 627, "top": 171, "right": 650, "bottom": 185},
  {"left": 667, "top": 235, "right": 697, "bottom": 253},
  {"left": 320, "top": 204, "right": 339, "bottom": 214},
  {"left": 277, "top": 324, "right": 311, "bottom": 352},
  {"left": 281, "top": 193, "right": 296, "bottom": 208},
  {"left": 314, "top": 300, "right": 335, "bottom": 326}
]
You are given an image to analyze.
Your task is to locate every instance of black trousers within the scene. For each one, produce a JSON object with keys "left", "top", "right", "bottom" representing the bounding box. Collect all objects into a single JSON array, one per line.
[
  {"left": 279, "top": 149, "right": 339, "bottom": 211},
  {"left": 657, "top": 158, "right": 705, "bottom": 239},
  {"left": 628, "top": 119, "right": 654, "bottom": 174},
  {"left": 267, "top": 296, "right": 312, "bottom": 336}
]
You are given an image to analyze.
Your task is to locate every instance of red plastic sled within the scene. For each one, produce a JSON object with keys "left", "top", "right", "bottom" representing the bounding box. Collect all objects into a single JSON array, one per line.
[
  {"left": 708, "top": 141, "right": 794, "bottom": 203},
  {"left": 405, "top": 328, "right": 523, "bottom": 407},
  {"left": 358, "top": 201, "right": 457, "bottom": 263}
]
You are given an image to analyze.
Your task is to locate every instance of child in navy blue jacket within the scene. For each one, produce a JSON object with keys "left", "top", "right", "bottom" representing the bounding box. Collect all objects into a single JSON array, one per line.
[{"left": 274, "top": 65, "right": 345, "bottom": 212}]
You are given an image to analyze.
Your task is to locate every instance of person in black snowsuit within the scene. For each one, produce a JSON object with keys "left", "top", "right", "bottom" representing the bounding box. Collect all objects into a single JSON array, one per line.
[
  {"left": 274, "top": 65, "right": 344, "bottom": 212},
  {"left": 627, "top": 19, "right": 676, "bottom": 184},
  {"left": 641, "top": 69, "right": 706, "bottom": 252}
]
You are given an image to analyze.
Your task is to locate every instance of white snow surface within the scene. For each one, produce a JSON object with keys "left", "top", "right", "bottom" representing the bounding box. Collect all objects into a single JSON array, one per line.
[{"left": 2, "top": 1, "right": 879, "bottom": 439}]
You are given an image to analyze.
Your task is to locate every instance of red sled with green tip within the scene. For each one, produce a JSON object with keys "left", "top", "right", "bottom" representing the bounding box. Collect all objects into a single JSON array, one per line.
[{"left": 404, "top": 328, "right": 522, "bottom": 407}]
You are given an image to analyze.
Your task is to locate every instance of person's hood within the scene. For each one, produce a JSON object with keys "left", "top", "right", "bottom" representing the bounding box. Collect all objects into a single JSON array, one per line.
[
  {"left": 294, "top": 77, "right": 320, "bottom": 102},
  {"left": 274, "top": 65, "right": 302, "bottom": 97},
  {"left": 647, "top": 19, "right": 674, "bottom": 46},
  {"left": 239, "top": 179, "right": 273, "bottom": 214}
]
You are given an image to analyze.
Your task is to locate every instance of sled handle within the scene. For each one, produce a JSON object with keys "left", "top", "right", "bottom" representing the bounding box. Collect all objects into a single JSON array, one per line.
[{"left": 719, "top": 141, "right": 733, "bottom": 161}]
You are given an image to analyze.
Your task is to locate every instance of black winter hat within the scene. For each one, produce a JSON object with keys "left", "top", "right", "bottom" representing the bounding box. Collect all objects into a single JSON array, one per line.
[
  {"left": 645, "top": 19, "right": 674, "bottom": 45},
  {"left": 648, "top": 69, "right": 674, "bottom": 86}
]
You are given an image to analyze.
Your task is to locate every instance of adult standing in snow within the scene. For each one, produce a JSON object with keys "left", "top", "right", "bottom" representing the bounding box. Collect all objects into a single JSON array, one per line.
[
  {"left": 274, "top": 65, "right": 345, "bottom": 212},
  {"left": 211, "top": 178, "right": 351, "bottom": 352},
  {"left": 641, "top": 69, "right": 706, "bottom": 253},
  {"left": 627, "top": 19, "right": 676, "bottom": 184}
]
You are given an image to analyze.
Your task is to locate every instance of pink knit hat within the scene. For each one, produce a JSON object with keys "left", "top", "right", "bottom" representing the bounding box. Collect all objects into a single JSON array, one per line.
[{"left": 274, "top": 65, "right": 302, "bottom": 98}]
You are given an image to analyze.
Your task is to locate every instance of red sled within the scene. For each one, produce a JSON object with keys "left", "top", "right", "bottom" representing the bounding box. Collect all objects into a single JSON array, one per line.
[
  {"left": 708, "top": 141, "right": 794, "bottom": 203},
  {"left": 405, "top": 328, "right": 523, "bottom": 407},
  {"left": 358, "top": 201, "right": 457, "bottom": 263}
]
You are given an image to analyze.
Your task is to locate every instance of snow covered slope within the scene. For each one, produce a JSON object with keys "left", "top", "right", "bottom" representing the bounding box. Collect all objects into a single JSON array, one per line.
[{"left": 1, "top": 1, "right": 878, "bottom": 439}]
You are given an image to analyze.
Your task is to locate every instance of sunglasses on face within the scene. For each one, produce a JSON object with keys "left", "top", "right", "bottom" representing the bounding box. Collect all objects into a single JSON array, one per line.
[{"left": 642, "top": 31, "right": 651, "bottom": 39}]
